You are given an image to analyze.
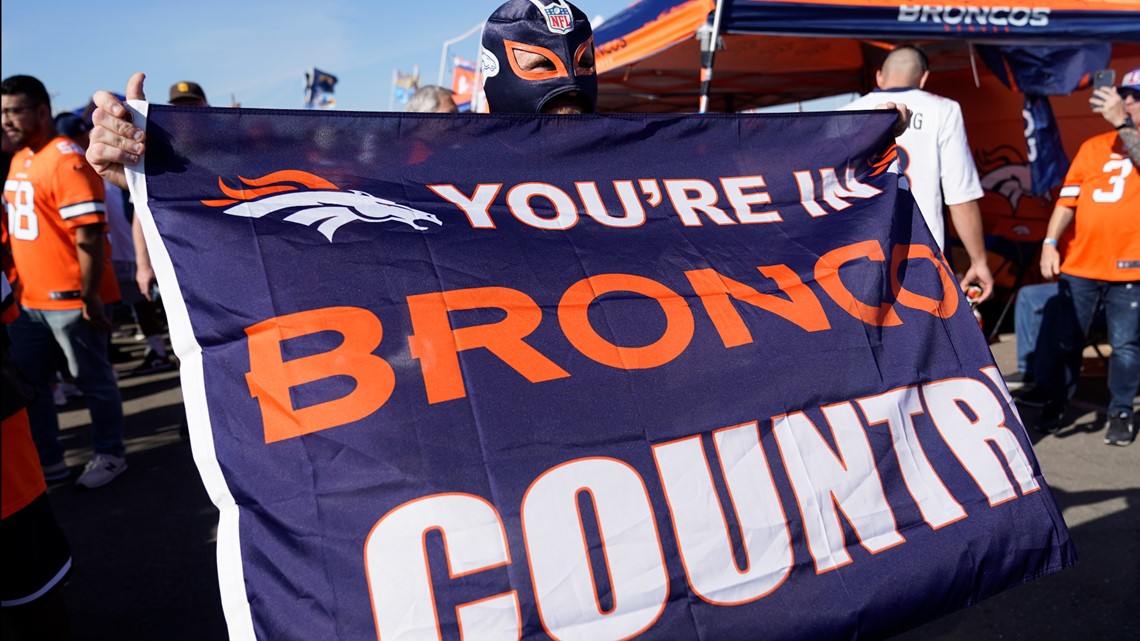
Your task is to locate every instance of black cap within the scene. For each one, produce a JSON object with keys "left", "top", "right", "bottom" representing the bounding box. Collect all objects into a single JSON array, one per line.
[{"left": 169, "top": 81, "right": 207, "bottom": 105}]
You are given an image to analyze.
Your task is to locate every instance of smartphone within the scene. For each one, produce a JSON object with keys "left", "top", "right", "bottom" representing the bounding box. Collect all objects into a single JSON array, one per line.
[
  {"left": 1091, "top": 69, "right": 1116, "bottom": 111},
  {"left": 1093, "top": 69, "right": 1116, "bottom": 91}
]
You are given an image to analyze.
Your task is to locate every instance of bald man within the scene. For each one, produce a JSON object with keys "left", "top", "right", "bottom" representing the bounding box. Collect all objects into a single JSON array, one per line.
[{"left": 844, "top": 45, "right": 993, "bottom": 303}]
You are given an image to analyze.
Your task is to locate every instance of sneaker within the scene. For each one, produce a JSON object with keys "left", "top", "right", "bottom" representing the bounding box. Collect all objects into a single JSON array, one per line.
[
  {"left": 1034, "top": 401, "right": 1066, "bottom": 434},
  {"left": 75, "top": 454, "right": 127, "bottom": 489},
  {"left": 42, "top": 461, "right": 70, "bottom": 482},
  {"left": 1104, "top": 412, "right": 1136, "bottom": 447},
  {"left": 128, "top": 350, "right": 177, "bottom": 377}
]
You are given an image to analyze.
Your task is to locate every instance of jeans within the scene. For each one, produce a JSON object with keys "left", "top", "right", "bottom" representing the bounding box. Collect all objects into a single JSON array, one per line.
[
  {"left": 8, "top": 307, "right": 126, "bottom": 465},
  {"left": 1014, "top": 282, "right": 1059, "bottom": 374},
  {"left": 1039, "top": 275, "right": 1140, "bottom": 416}
]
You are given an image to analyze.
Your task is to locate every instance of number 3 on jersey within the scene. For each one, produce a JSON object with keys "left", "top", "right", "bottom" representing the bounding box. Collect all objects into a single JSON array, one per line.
[
  {"left": 1093, "top": 158, "right": 1133, "bottom": 203},
  {"left": 3, "top": 180, "right": 38, "bottom": 241}
]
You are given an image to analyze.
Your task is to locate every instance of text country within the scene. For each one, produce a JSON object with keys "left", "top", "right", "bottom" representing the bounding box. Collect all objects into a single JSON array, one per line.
[
  {"left": 365, "top": 369, "right": 1036, "bottom": 641},
  {"left": 426, "top": 167, "right": 883, "bottom": 230}
]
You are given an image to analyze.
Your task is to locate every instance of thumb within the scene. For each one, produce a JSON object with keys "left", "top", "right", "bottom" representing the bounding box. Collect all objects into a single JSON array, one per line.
[{"left": 127, "top": 72, "right": 147, "bottom": 102}]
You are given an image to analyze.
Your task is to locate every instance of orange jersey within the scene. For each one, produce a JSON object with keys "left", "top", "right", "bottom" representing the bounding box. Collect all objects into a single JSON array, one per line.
[
  {"left": 2, "top": 272, "right": 44, "bottom": 518},
  {"left": 1056, "top": 131, "right": 1140, "bottom": 282},
  {"left": 4, "top": 136, "right": 120, "bottom": 309},
  {"left": 1, "top": 408, "right": 45, "bottom": 519}
]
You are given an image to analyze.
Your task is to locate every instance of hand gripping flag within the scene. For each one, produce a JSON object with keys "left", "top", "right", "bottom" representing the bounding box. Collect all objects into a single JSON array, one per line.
[{"left": 125, "top": 103, "right": 1074, "bottom": 641}]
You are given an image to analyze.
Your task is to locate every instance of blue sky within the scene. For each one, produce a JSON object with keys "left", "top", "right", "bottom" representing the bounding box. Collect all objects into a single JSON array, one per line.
[{"left": 1, "top": 0, "right": 633, "bottom": 114}]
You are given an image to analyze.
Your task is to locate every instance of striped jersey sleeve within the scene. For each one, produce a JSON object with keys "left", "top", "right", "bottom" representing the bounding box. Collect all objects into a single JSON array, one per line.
[{"left": 50, "top": 140, "right": 105, "bottom": 226}]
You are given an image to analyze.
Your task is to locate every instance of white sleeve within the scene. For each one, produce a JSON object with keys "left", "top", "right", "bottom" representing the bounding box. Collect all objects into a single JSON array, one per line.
[
  {"left": 938, "top": 100, "right": 984, "bottom": 206},
  {"left": 838, "top": 94, "right": 876, "bottom": 112}
]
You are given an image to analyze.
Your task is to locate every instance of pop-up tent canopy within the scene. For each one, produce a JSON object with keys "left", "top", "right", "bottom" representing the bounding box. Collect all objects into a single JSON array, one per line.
[
  {"left": 595, "top": 0, "right": 1140, "bottom": 113},
  {"left": 593, "top": 0, "right": 1140, "bottom": 331}
]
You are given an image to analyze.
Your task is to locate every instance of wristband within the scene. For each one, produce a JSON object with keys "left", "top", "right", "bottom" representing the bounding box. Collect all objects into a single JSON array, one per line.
[
  {"left": 1118, "top": 116, "right": 1136, "bottom": 131},
  {"left": 1043, "top": 238, "right": 1058, "bottom": 247}
]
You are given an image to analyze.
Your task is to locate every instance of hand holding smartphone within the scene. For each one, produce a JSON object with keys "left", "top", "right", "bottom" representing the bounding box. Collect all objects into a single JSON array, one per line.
[{"left": 1091, "top": 69, "right": 1116, "bottom": 110}]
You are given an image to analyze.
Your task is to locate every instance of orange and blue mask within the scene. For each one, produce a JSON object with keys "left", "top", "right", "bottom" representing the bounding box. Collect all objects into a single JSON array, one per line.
[{"left": 480, "top": 0, "right": 597, "bottom": 114}]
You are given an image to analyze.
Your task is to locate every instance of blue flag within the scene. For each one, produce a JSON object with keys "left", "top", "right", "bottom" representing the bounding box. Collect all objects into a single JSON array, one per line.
[
  {"left": 978, "top": 43, "right": 1111, "bottom": 194},
  {"left": 1022, "top": 94, "right": 1070, "bottom": 196},
  {"left": 127, "top": 104, "right": 1074, "bottom": 641},
  {"left": 304, "top": 67, "right": 338, "bottom": 109},
  {"left": 392, "top": 69, "right": 420, "bottom": 106}
]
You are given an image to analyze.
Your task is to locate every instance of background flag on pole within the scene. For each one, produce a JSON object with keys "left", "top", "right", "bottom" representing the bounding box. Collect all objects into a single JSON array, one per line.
[
  {"left": 392, "top": 68, "right": 420, "bottom": 108},
  {"left": 304, "top": 68, "right": 338, "bottom": 109},
  {"left": 450, "top": 57, "right": 476, "bottom": 112}
]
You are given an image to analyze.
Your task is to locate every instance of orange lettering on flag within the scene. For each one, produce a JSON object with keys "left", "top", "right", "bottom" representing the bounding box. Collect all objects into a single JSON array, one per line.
[
  {"left": 407, "top": 287, "right": 570, "bottom": 404},
  {"left": 685, "top": 265, "right": 830, "bottom": 348},
  {"left": 558, "top": 274, "right": 694, "bottom": 369},
  {"left": 245, "top": 306, "right": 394, "bottom": 443},
  {"left": 815, "top": 240, "right": 903, "bottom": 327},
  {"left": 891, "top": 244, "right": 960, "bottom": 319}
]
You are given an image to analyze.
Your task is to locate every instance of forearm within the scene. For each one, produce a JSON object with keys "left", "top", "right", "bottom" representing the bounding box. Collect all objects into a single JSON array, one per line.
[
  {"left": 1044, "top": 204, "right": 1075, "bottom": 241},
  {"left": 948, "top": 200, "right": 987, "bottom": 264},
  {"left": 132, "top": 215, "right": 152, "bottom": 273},
  {"left": 1119, "top": 126, "right": 1140, "bottom": 167},
  {"left": 1040, "top": 204, "right": 1074, "bottom": 280},
  {"left": 75, "top": 224, "right": 106, "bottom": 300}
]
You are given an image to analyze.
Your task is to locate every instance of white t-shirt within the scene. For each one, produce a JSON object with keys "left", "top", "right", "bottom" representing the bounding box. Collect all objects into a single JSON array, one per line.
[{"left": 842, "top": 88, "right": 983, "bottom": 250}]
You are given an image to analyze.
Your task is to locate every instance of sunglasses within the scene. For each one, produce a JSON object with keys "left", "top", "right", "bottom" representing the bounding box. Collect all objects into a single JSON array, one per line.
[{"left": 1119, "top": 88, "right": 1140, "bottom": 101}]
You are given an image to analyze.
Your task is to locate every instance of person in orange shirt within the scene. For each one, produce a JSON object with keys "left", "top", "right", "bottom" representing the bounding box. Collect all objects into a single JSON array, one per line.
[
  {"left": 1035, "top": 67, "right": 1140, "bottom": 446},
  {"left": 2, "top": 75, "right": 128, "bottom": 487},
  {"left": 1, "top": 270, "right": 73, "bottom": 640}
]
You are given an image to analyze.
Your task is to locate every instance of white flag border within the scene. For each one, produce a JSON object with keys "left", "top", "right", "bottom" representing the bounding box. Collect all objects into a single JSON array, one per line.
[{"left": 124, "top": 100, "right": 257, "bottom": 641}]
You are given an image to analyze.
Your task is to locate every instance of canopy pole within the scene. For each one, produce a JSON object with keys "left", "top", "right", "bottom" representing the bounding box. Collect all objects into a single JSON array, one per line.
[
  {"left": 438, "top": 22, "right": 485, "bottom": 86},
  {"left": 967, "top": 42, "right": 981, "bottom": 89},
  {"left": 698, "top": 0, "right": 727, "bottom": 113}
]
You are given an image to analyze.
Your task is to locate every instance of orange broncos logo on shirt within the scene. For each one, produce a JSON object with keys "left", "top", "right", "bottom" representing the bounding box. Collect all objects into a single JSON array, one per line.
[{"left": 202, "top": 170, "right": 441, "bottom": 241}]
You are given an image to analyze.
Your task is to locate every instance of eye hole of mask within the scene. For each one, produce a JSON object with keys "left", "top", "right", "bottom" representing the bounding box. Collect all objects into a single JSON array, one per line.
[
  {"left": 575, "top": 37, "right": 595, "bottom": 75},
  {"left": 505, "top": 40, "right": 568, "bottom": 80}
]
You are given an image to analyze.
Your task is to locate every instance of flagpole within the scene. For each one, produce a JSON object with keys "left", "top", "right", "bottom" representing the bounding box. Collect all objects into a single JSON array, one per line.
[
  {"left": 388, "top": 69, "right": 397, "bottom": 111},
  {"left": 304, "top": 67, "right": 314, "bottom": 109},
  {"left": 437, "top": 22, "right": 485, "bottom": 86},
  {"left": 698, "top": 0, "right": 727, "bottom": 114}
]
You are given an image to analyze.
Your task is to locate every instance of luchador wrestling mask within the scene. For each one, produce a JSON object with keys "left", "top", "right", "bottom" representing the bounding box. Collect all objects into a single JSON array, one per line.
[{"left": 480, "top": 0, "right": 598, "bottom": 114}]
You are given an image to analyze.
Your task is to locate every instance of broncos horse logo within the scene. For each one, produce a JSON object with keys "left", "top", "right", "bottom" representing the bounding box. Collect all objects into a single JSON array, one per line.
[
  {"left": 202, "top": 170, "right": 441, "bottom": 241},
  {"left": 976, "top": 145, "right": 1033, "bottom": 214}
]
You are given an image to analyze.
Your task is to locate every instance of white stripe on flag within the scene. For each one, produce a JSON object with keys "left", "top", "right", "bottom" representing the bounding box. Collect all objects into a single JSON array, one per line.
[{"left": 60, "top": 201, "right": 105, "bottom": 220}]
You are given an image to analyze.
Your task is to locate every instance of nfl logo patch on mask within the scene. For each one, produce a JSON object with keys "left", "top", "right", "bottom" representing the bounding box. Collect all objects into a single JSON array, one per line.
[{"left": 532, "top": 0, "right": 574, "bottom": 34}]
